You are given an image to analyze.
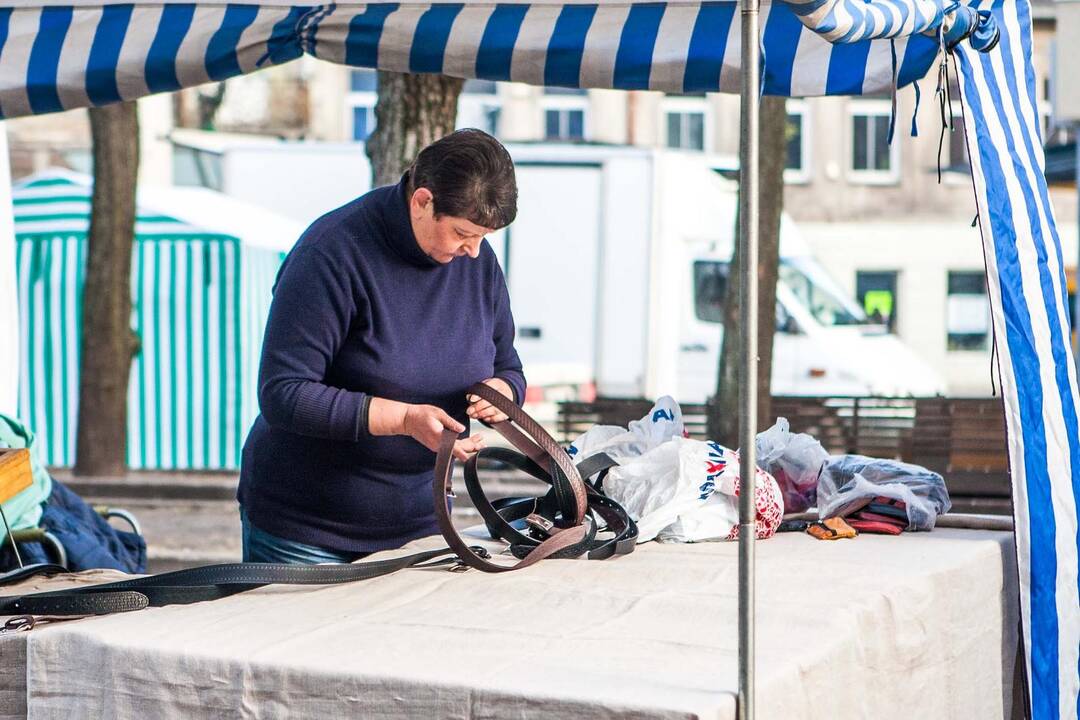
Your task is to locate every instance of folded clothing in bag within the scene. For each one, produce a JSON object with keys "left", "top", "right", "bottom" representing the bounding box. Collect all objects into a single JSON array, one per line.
[
  {"left": 847, "top": 518, "right": 903, "bottom": 535},
  {"left": 845, "top": 497, "right": 908, "bottom": 535},
  {"left": 817, "top": 455, "right": 951, "bottom": 531}
]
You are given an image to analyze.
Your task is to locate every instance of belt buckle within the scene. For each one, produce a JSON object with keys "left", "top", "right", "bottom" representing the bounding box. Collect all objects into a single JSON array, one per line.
[{"left": 1, "top": 615, "right": 35, "bottom": 634}]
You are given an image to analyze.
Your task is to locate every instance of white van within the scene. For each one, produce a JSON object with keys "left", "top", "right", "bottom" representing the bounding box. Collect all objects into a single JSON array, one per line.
[
  {"left": 504, "top": 145, "right": 946, "bottom": 402},
  {"left": 679, "top": 240, "right": 949, "bottom": 399}
]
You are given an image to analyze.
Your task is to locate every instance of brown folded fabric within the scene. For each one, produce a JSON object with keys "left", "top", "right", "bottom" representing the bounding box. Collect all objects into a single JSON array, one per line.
[{"left": 807, "top": 517, "right": 858, "bottom": 540}]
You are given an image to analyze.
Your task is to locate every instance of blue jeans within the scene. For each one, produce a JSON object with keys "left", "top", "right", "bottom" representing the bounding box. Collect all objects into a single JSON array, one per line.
[{"left": 240, "top": 509, "right": 368, "bottom": 564}]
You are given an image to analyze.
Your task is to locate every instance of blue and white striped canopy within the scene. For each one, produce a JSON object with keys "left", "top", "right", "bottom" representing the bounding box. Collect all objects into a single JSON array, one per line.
[{"left": 0, "top": 0, "right": 952, "bottom": 118}]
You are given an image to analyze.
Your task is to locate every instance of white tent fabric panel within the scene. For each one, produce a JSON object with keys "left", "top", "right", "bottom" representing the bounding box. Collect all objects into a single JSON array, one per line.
[{"left": 13, "top": 174, "right": 290, "bottom": 471}]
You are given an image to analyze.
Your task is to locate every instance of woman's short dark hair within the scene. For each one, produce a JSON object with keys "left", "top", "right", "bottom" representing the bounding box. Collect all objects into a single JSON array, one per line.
[{"left": 407, "top": 129, "right": 517, "bottom": 229}]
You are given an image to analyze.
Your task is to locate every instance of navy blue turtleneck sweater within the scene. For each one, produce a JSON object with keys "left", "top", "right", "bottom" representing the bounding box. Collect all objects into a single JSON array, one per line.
[{"left": 238, "top": 177, "right": 526, "bottom": 553}]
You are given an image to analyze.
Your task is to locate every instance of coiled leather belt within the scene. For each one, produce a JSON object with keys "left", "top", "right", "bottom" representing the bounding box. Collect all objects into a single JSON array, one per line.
[
  {"left": 434, "top": 382, "right": 636, "bottom": 572},
  {"left": 0, "top": 383, "right": 635, "bottom": 617}
]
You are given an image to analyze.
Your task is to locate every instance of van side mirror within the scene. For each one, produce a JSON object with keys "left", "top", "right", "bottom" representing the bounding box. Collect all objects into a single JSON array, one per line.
[{"left": 780, "top": 315, "right": 801, "bottom": 335}]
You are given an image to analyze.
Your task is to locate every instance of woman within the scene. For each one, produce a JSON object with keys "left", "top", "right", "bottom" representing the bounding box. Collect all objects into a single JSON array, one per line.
[{"left": 238, "top": 129, "right": 526, "bottom": 564}]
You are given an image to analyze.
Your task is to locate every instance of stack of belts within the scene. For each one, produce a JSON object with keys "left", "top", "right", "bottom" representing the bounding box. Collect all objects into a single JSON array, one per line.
[{"left": 0, "top": 383, "right": 637, "bottom": 618}]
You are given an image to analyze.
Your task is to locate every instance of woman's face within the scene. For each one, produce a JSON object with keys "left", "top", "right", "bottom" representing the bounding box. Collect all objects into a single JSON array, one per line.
[{"left": 409, "top": 188, "right": 493, "bottom": 264}]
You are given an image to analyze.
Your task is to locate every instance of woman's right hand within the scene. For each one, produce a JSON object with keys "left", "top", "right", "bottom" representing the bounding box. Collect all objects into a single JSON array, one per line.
[
  {"left": 403, "top": 404, "right": 485, "bottom": 461},
  {"left": 369, "top": 397, "right": 484, "bottom": 461}
]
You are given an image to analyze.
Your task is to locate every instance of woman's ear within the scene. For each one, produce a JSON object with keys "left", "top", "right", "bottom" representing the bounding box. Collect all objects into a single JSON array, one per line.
[{"left": 410, "top": 187, "right": 434, "bottom": 218}]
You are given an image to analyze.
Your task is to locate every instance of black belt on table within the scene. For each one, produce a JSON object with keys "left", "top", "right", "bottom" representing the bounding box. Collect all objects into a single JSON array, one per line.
[{"left": 0, "top": 383, "right": 636, "bottom": 617}]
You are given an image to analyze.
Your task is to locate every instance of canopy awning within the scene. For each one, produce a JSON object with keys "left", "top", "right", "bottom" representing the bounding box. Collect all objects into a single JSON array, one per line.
[{"left": 0, "top": 0, "right": 954, "bottom": 119}]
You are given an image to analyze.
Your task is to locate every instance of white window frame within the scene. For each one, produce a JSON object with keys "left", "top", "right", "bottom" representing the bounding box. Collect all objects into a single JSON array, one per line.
[
  {"left": 457, "top": 91, "right": 502, "bottom": 136},
  {"left": 946, "top": 270, "right": 991, "bottom": 353},
  {"left": 346, "top": 70, "right": 377, "bottom": 142},
  {"left": 941, "top": 108, "right": 972, "bottom": 185},
  {"left": 846, "top": 99, "right": 900, "bottom": 185},
  {"left": 540, "top": 93, "right": 589, "bottom": 141},
  {"left": 660, "top": 95, "right": 711, "bottom": 152},
  {"left": 784, "top": 99, "right": 811, "bottom": 184}
]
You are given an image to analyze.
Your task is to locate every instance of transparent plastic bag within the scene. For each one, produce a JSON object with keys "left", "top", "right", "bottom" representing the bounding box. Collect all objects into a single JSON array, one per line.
[
  {"left": 755, "top": 417, "right": 828, "bottom": 513},
  {"left": 567, "top": 396, "right": 683, "bottom": 464},
  {"left": 816, "top": 455, "right": 952, "bottom": 530}
]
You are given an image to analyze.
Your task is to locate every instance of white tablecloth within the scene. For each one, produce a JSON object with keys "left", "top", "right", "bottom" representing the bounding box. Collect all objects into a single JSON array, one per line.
[{"left": 1, "top": 528, "right": 1019, "bottom": 719}]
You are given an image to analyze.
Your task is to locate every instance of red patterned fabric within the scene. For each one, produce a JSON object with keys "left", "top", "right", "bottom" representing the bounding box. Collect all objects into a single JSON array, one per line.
[{"left": 725, "top": 463, "right": 785, "bottom": 540}]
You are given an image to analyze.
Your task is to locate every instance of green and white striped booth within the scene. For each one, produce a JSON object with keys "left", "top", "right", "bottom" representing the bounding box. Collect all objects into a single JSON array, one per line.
[{"left": 14, "top": 170, "right": 302, "bottom": 471}]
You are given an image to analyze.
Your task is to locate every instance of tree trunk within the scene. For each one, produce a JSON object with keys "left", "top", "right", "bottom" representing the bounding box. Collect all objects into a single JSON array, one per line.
[
  {"left": 75, "top": 102, "right": 140, "bottom": 476},
  {"left": 365, "top": 72, "right": 464, "bottom": 187},
  {"left": 197, "top": 82, "right": 227, "bottom": 131},
  {"left": 708, "top": 96, "right": 786, "bottom": 448}
]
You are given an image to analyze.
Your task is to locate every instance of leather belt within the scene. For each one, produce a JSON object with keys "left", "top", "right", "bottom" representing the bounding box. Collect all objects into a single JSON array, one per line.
[
  {"left": 0, "top": 384, "right": 635, "bottom": 616},
  {"left": 433, "top": 383, "right": 637, "bottom": 572}
]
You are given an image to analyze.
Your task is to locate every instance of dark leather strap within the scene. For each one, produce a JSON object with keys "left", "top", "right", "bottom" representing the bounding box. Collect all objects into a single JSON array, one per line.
[
  {"left": 574, "top": 452, "right": 619, "bottom": 490},
  {"left": 468, "top": 383, "right": 588, "bottom": 525},
  {"left": 0, "top": 547, "right": 461, "bottom": 616},
  {"left": 434, "top": 384, "right": 637, "bottom": 572},
  {"left": 0, "top": 563, "right": 67, "bottom": 587}
]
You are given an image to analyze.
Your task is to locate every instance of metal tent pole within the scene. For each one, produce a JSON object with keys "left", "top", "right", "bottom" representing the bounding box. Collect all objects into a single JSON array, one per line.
[{"left": 737, "top": 0, "right": 760, "bottom": 717}]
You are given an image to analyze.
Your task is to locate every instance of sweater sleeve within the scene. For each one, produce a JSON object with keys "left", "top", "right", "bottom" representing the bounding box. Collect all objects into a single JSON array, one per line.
[
  {"left": 491, "top": 263, "right": 527, "bottom": 407},
  {"left": 257, "top": 245, "right": 370, "bottom": 441}
]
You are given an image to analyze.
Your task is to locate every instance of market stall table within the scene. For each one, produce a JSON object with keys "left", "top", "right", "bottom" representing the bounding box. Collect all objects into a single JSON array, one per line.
[{"left": 1, "top": 528, "right": 1019, "bottom": 720}]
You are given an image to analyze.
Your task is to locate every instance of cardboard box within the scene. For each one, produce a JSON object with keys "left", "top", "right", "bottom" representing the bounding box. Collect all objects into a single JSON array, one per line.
[{"left": 0, "top": 447, "right": 32, "bottom": 505}]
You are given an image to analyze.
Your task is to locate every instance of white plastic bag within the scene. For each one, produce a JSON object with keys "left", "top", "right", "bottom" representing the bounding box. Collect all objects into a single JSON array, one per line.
[
  {"left": 570, "top": 398, "right": 784, "bottom": 543},
  {"left": 755, "top": 417, "right": 828, "bottom": 513},
  {"left": 603, "top": 437, "right": 785, "bottom": 543},
  {"left": 603, "top": 437, "right": 734, "bottom": 541},
  {"left": 567, "top": 396, "right": 683, "bottom": 464}
]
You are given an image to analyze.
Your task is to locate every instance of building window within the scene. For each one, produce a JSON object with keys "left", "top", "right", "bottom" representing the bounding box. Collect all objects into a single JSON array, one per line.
[
  {"left": 545, "top": 109, "right": 585, "bottom": 140},
  {"left": 541, "top": 87, "right": 588, "bottom": 141},
  {"left": 662, "top": 95, "right": 710, "bottom": 152},
  {"left": 347, "top": 70, "right": 377, "bottom": 142},
  {"left": 666, "top": 111, "right": 705, "bottom": 150},
  {"left": 463, "top": 79, "right": 498, "bottom": 95},
  {"left": 694, "top": 260, "right": 729, "bottom": 323},
  {"left": 544, "top": 87, "right": 587, "bottom": 96},
  {"left": 941, "top": 80, "right": 969, "bottom": 176},
  {"left": 855, "top": 270, "right": 898, "bottom": 333},
  {"left": 785, "top": 100, "right": 810, "bottom": 183},
  {"left": 944, "top": 114, "right": 969, "bottom": 173},
  {"left": 849, "top": 101, "right": 898, "bottom": 182},
  {"left": 457, "top": 81, "right": 501, "bottom": 136},
  {"left": 350, "top": 69, "right": 377, "bottom": 92},
  {"left": 947, "top": 271, "right": 990, "bottom": 351},
  {"left": 352, "top": 106, "right": 374, "bottom": 141}
]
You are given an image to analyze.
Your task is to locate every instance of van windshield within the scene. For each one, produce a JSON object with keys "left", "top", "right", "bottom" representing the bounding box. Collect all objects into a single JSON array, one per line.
[
  {"left": 693, "top": 259, "right": 868, "bottom": 327},
  {"left": 779, "top": 259, "right": 868, "bottom": 326},
  {"left": 693, "top": 261, "right": 793, "bottom": 330}
]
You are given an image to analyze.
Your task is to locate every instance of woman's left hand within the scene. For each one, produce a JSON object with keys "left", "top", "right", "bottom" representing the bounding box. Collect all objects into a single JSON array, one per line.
[{"left": 466, "top": 378, "right": 514, "bottom": 424}]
